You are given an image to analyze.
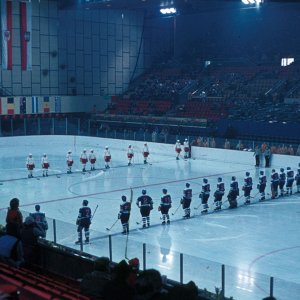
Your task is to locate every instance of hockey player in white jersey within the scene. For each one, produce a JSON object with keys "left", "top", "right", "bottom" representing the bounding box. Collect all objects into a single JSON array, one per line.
[
  {"left": 127, "top": 145, "right": 134, "bottom": 166},
  {"left": 26, "top": 153, "right": 35, "bottom": 178},
  {"left": 183, "top": 138, "right": 190, "bottom": 159},
  {"left": 41, "top": 153, "right": 50, "bottom": 177},
  {"left": 104, "top": 146, "right": 111, "bottom": 169},
  {"left": 175, "top": 140, "right": 182, "bottom": 160},
  {"left": 142, "top": 143, "right": 150, "bottom": 164},
  {"left": 80, "top": 149, "right": 88, "bottom": 172},
  {"left": 66, "top": 150, "right": 73, "bottom": 174},
  {"left": 89, "top": 149, "right": 96, "bottom": 171}
]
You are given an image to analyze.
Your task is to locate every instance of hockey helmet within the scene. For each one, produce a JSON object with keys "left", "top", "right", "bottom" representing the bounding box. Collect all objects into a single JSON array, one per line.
[
  {"left": 29, "top": 153, "right": 32, "bottom": 157},
  {"left": 142, "top": 189, "right": 146, "bottom": 195},
  {"left": 280, "top": 168, "right": 284, "bottom": 172},
  {"left": 83, "top": 199, "right": 88, "bottom": 206},
  {"left": 35, "top": 204, "right": 40, "bottom": 211},
  {"left": 68, "top": 150, "right": 72, "bottom": 153},
  {"left": 203, "top": 178, "right": 208, "bottom": 183},
  {"left": 246, "top": 172, "right": 250, "bottom": 177},
  {"left": 218, "top": 177, "right": 222, "bottom": 182},
  {"left": 129, "top": 144, "right": 131, "bottom": 148},
  {"left": 91, "top": 149, "right": 94, "bottom": 152},
  {"left": 122, "top": 195, "right": 126, "bottom": 202},
  {"left": 272, "top": 169, "right": 276, "bottom": 173},
  {"left": 260, "top": 171, "right": 264, "bottom": 175},
  {"left": 287, "top": 167, "right": 291, "bottom": 170},
  {"left": 43, "top": 153, "right": 47, "bottom": 157},
  {"left": 186, "top": 182, "right": 190, "bottom": 188},
  {"left": 162, "top": 188, "right": 167, "bottom": 194},
  {"left": 232, "top": 176, "right": 236, "bottom": 181},
  {"left": 105, "top": 146, "right": 108, "bottom": 149},
  {"left": 177, "top": 140, "right": 180, "bottom": 143},
  {"left": 83, "top": 149, "right": 86, "bottom": 152},
  {"left": 185, "top": 138, "right": 188, "bottom": 141}
]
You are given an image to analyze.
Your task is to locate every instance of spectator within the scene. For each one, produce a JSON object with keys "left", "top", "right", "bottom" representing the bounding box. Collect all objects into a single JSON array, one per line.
[
  {"left": 0, "top": 222, "right": 24, "bottom": 267},
  {"left": 21, "top": 216, "right": 45, "bottom": 264},
  {"left": 103, "top": 260, "right": 136, "bottom": 300},
  {"left": 264, "top": 146, "right": 271, "bottom": 168},
  {"left": 224, "top": 139, "right": 230, "bottom": 149},
  {"left": 30, "top": 205, "right": 48, "bottom": 237},
  {"left": 128, "top": 257, "right": 140, "bottom": 287},
  {"left": 167, "top": 281, "right": 198, "bottom": 300},
  {"left": 210, "top": 138, "right": 216, "bottom": 148},
  {"left": 80, "top": 257, "right": 111, "bottom": 298},
  {"left": 6, "top": 198, "right": 23, "bottom": 230},
  {"left": 135, "top": 269, "right": 165, "bottom": 300},
  {"left": 287, "top": 145, "right": 294, "bottom": 155},
  {"left": 296, "top": 145, "right": 300, "bottom": 156}
]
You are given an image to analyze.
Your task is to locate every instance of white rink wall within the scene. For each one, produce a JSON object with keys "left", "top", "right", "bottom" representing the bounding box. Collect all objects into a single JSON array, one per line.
[{"left": 0, "top": 135, "right": 299, "bottom": 169}]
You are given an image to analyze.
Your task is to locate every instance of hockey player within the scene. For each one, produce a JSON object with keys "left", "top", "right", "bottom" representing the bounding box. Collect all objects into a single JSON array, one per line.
[
  {"left": 75, "top": 199, "right": 92, "bottom": 244},
  {"left": 80, "top": 149, "right": 88, "bottom": 172},
  {"left": 279, "top": 168, "right": 286, "bottom": 197},
  {"left": 41, "top": 153, "right": 49, "bottom": 177},
  {"left": 257, "top": 170, "right": 267, "bottom": 201},
  {"left": 30, "top": 204, "right": 48, "bottom": 236},
  {"left": 253, "top": 146, "right": 261, "bottom": 167},
  {"left": 227, "top": 176, "right": 239, "bottom": 208},
  {"left": 142, "top": 143, "right": 150, "bottom": 164},
  {"left": 295, "top": 169, "right": 300, "bottom": 193},
  {"left": 89, "top": 149, "right": 96, "bottom": 171},
  {"left": 159, "top": 189, "right": 172, "bottom": 225},
  {"left": 286, "top": 167, "right": 294, "bottom": 195},
  {"left": 271, "top": 169, "right": 279, "bottom": 199},
  {"left": 66, "top": 150, "right": 73, "bottom": 174},
  {"left": 181, "top": 183, "right": 192, "bottom": 218},
  {"left": 104, "top": 146, "right": 111, "bottom": 169},
  {"left": 183, "top": 138, "right": 190, "bottom": 159},
  {"left": 175, "top": 140, "right": 182, "bottom": 160},
  {"left": 118, "top": 195, "right": 131, "bottom": 234},
  {"left": 127, "top": 145, "right": 134, "bottom": 166},
  {"left": 214, "top": 177, "right": 225, "bottom": 210},
  {"left": 200, "top": 178, "right": 210, "bottom": 213},
  {"left": 136, "top": 190, "right": 153, "bottom": 228},
  {"left": 243, "top": 172, "right": 253, "bottom": 204},
  {"left": 26, "top": 153, "right": 35, "bottom": 178}
]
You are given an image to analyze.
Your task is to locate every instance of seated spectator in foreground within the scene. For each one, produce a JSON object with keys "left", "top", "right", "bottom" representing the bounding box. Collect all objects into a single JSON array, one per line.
[
  {"left": 80, "top": 256, "right": 111, "bottom": 298},
  {"left": 103, "top": 260, "right": 136, "bottom": 300},
  {"left": 6, "top": 198, "right": 23, "bottom": 230},
  {"left": 135, "top": 269, "right": 165, "bottom": 300},
  {"left": 128, "top": 257, "right": 140, "bottom": 287},
  {"left": 166, "top": 281, "right": 198, "bottom": 300},
  {"left": 30, "top": 204, "right": 48, "bottom": 237},
  {"left": 21, "top": 216, "right": 45, "bottom": 264},
  {"left": 0, "top": 222, "right": 24, "bottom": 267}
]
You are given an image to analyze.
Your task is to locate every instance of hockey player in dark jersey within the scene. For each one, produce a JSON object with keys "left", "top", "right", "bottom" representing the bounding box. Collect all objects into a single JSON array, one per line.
[
  {"left": 136, "top": 190, "right": 153, "bottom": 228},
  {"left": 118, "top": 195, "right": 131, "bottom": 234},
  {"left": 30, "top": 204, "right": 48, "bottom": 236},
  {"left": 295, "top": 169, "right": 300, "bottom": 193},
  {"left": 75, "top": 199, "right": 92, "bottom": 244},
  {"left": 286, "top": 167, "right": 294, "bottom": 195},
  {"left": 257, "top": 170, "right": 267, "bottom": 201},
  {"left": 243, "top": 172, "right": 253, "bottom": 205},
  {"left": 279, "top": 168, "right": 286, "bottom": 197},
  {"left": 159, "top": 189, "right": 172, "bottom": 225},
  {"left": 214, "top": 177, "right": 225, "bottom": 210},
  {"left": 200, "top": 178, "right": 210, "bottom": 213},
  {"left": 228, "top": 176, "right": 239, "bottom": 208},
  {"left": 181, "top": 183, "right": 192, "bottom": 218},
  {"left": 271, "top": 169, "right": 279, "bottom": 199}
]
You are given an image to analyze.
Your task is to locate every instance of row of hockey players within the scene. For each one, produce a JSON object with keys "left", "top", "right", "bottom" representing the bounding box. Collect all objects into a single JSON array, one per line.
[
  {"left": 75, "top": 168, "right": 300, "bottom": 242},
  {"left": 175, "top": 139, "right": 190, "bottom": 160},
  {"left": 25, "top": 143, "right": 151, "bottom": 177}
]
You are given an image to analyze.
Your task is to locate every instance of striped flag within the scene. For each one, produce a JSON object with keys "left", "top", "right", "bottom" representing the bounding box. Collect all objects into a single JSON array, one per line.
[
  {"left": 43, "top": 96, "right": 50, "bottom": 113},
  {"left": 7, "top": 97, "right": 14, "bottom": 114},
  {"left": 20, "top": 1, "right": 32, "bottom": 71},
  {"left": 55, "top": 96, "right": 61, "bottom": 113},
  {"left": 1, "top": 0, "right": 12, "bottom": 70},
  {"left": 32, "top": 96, "right": 38, "bottom": 113},
  {"left": 20, "top": 96, "right": 26, "bottom": 114}
]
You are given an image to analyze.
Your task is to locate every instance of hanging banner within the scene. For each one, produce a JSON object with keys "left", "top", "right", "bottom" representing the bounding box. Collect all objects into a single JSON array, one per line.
[
  {"left": 20, "top": 96, "right": 26, "bottom": 114},
  {"left": 55, "top": 96, "right": 61, "bottom": 113},
  {"left": 1, "top": 0, "right": 12, "bottom": 70},
  {"left": 43, "top": 96, "right": 50, "bottom": 113},
  {"left": 32, "top": 96, "right": 39, "bottom": 113},
  {"left": 7, "top": 97, "right": 14, "bottom": 114}
]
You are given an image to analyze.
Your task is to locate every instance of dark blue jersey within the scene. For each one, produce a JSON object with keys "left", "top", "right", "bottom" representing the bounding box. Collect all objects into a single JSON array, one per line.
[
  {"left": 244, "top": 177, "right": 253, "bottom": 188},
  {"left": 120, "top": 202, "right": 131, "bottom": 215},
  {"left": 259, "top": 175, "right": 267, "bottom": 185},
  {"left": 230, "top": 181, "right": 238, "bottom": 191},
  {"left": 183, "top": 188, "right": 192, "bottom": 200},
  {"left": 136, "top": 195, "right": 153, "bottom": 207},
  {"left": 271, "top": 172, "right": 279, "bottom": 183},
  {"left": 161, "top": 194, "right": 172, "bottom": 207},
  {"left": 202, "top": 183, "right": 210, "bottom": 194},
  {"left": 279, "top": 172, "right": 286, "bottom": 183},
  {"left": 217, "top": 182, "right": 225, "bottom": 193},
  {"left": 287, "top": 170, "right": 294, "bottom": 180},
  {"left": 77, "top": 206, "right": 91, "bottom": 225}
]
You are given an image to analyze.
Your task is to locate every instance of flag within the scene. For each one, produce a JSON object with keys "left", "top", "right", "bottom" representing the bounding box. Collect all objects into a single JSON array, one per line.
[
  {"left": 43, "top": 96, "right": 50, "bottom": 113},
  {"left": 20, "top": 96, "right": 26, "bottom": 114},
  {"left": 1, "top": 0, "right": 12, "bottom": 70},
  {"left": 32, "top": 96, "right": 38, "bottom": 113},
  {"left": 55, "top": 96, "right": 61, "bottom": 113},
  {"left": 20, "top": 1, "right": 32, "bottom": 71},
  {"left": 7, "top": 97, "right": 14, "bottom": 114}
]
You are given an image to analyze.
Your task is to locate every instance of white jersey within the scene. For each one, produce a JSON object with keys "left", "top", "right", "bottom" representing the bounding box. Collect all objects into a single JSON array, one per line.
[
  {"left": 143, "top": 145, "right": 149, "bottom": 154},
  {"left": 183, "top": 141, "right": 189, "bottom": 149},
  {"left": 41, "top": 156, "right": 49, "bottom": 164},
  {"left": 89, "top": 152, "right": 96, "bottom": 160},
  {"left": 66, "top": 153, "right": 73, "bottom": 162},
  {"left": 80, "top": 152, "right": 88, "bottom": 160},
  {"left": 26, "top": 157, "right": 35, "bottom": 165},
  {"left": 104, "top": 149, "right": 111, "bottom": 157},
  {"left": 128, "top": 147, "right": 134, "bottom": 155},
  {"left": 175, "top": 142, "right": 181, "bottom": 150}
]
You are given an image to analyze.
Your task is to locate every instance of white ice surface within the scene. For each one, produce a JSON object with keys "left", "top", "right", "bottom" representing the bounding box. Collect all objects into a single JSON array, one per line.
[{"left": 0, "top": 135, "right": 299, "bottom": 300}]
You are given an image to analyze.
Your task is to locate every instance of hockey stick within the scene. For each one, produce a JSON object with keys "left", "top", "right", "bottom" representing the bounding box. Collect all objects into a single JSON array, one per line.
[
  {"left": 91, "top": 205, "right": 99, "bottom": 221},
  {"left": 172, "top": 202, "right": 182, "bottom": 216},
  {"left": 106, "top": 219, "right": 119, "bottom": 231}
]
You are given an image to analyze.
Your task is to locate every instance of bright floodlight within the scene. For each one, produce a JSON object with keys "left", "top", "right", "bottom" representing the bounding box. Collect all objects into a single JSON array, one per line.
[
  {"left": 248, "top": 0, "right": 255, "bottom": 3},
  {"left": 160, "top": 7, "right": 177, "bottom": 15},
  {"left": 241, "top": 0, "right": 249, "bottom": 4}
]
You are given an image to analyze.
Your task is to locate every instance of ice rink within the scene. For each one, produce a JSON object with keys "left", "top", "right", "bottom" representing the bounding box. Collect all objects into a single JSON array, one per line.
[{"left": 0, "top": 135, "right": 299, "bottom": 300}]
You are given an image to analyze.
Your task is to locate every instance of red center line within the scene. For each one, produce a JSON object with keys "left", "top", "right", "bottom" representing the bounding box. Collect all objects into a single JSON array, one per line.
[{"left": 0, "top": 168, "right": 248, "bottom": 210}]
